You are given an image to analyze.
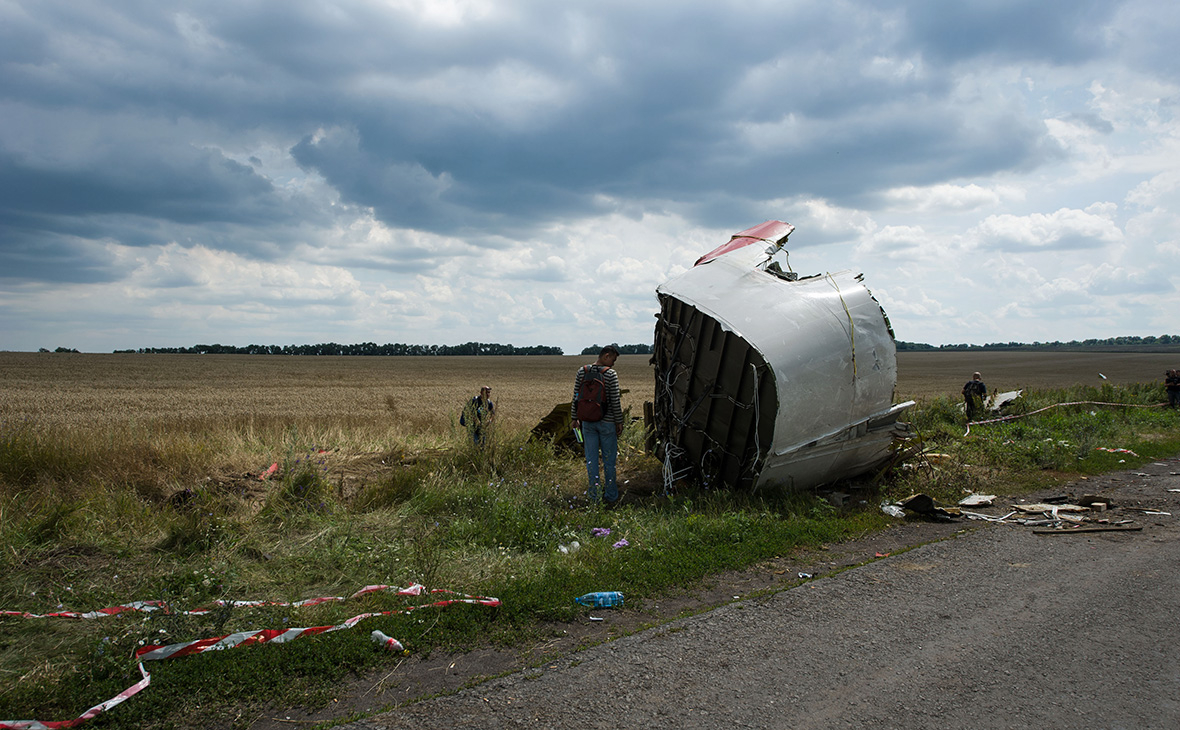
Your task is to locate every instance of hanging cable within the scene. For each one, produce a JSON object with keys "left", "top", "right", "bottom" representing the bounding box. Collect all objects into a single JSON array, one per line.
[
  {"left": 964, "top": 400, "right": 1166, "bottom": 436},
  {"left": 825, "top": 273, "right": 857, "bottom": 379}
]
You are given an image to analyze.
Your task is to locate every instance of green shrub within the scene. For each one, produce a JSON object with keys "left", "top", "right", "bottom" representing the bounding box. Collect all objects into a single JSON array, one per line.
[{"left": 263, "top": 453, "right": 335, "bottom": 516}]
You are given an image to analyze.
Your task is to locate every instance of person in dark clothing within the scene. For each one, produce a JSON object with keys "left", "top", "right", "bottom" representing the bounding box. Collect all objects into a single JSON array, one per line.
[
  {"left": 461, "top": 385, "right": 495, "bottom": 445},
  {"left": 962, "top": 371, "right": 987, "bottom": 421},
  {"left": 1166, "top": 370, "right": 1180, "bottom": 408}
]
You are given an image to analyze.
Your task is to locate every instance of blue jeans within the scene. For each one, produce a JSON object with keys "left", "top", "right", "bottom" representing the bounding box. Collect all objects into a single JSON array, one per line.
[{"left": 582, "top": 419, "right": 618, "bottom": 503}]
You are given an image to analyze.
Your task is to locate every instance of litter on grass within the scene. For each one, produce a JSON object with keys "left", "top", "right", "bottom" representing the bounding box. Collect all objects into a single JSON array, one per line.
[{"left": 958, "top": 494, "right": 997, "bottom": 507}]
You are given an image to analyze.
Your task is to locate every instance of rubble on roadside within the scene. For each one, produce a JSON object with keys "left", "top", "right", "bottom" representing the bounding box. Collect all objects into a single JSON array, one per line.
[{"left": 880, "top": 467, "right": 1178, "bottom": 533}]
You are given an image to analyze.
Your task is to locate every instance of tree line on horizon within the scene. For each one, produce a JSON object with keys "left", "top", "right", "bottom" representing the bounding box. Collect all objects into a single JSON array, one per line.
[
  {"left": 37, "top": 336, "right": 1178, "bottom": 356},
  {"left": 112, "top": 341, "right": 565, "bottom": 356},
  {"left": 897, "top": 335, "right": 1180, "bottom": 351},
  {"left": 100, "top": 341, "right": 661, "bottom": 356},
  {"left": 578, "top": 343, "right": 655, "bottom": 355}
]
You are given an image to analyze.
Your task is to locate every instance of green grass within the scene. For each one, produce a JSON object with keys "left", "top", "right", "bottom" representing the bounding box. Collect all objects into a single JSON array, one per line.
[
  {"left": 2, "top": 383, "right": 1179, "bottom": 728},
  {"left": 887, "top": 381, "right": 1180, "bottom": 502}
]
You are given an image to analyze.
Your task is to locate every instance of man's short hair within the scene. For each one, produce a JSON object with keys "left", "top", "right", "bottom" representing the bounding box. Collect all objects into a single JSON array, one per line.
[{"left": 600, "top": 345, "right": 620, "bottom": 357}]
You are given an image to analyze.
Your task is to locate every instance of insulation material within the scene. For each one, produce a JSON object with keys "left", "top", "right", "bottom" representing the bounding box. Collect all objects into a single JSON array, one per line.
[{"left": 652, "top": 221, "right": 913, "bottom": 491}]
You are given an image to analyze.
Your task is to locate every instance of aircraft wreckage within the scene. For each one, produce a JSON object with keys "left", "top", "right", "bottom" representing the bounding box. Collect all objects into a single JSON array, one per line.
[{"left": 650, "top": 220, "right": 914, "bottom": 491}]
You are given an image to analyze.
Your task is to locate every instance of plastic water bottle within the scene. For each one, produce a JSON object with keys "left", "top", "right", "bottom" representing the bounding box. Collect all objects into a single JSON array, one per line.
[
  {"left": 371, "top": 629, "right": 404, "bottom": 651},
  {"left": 575, "top": 591, "right": 624, "bottom": 608}
]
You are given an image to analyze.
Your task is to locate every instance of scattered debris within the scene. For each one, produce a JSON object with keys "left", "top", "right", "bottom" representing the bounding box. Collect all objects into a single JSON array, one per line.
[
  {"left": 987, "top": 390, "right": 1023, "bottom": 411},
  {"left": 1033, "top": 526, "right": 1142, "bottom": 535},
  {"left": 962, "top": 510, "right": 1018, "bottom": 523},
  {"left": 1013, "top": 503, "right": 1088, "bottom": 514},
  {"left": 899, "top": 494, "right": 959, "bottom": 520},
  {"left": 958, "top": 494, "right": 996, "bottom": 507}
]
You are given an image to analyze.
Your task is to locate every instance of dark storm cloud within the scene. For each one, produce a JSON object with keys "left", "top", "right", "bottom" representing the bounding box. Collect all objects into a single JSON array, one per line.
[
  {"left": 276, "top": 1, "right": 1077, "bottom": 236},
  {"left": 0, "top": 0, "right": 1161, "bottom": 288},
  {"left": 0, "top": 147, "right": 277, "bottom": 224},
  {"left": 0, "top": 232, "right": 122, "bottom": 284},
  {"left": 897, "top": 0, "right": 1117, "bottom": 64}
]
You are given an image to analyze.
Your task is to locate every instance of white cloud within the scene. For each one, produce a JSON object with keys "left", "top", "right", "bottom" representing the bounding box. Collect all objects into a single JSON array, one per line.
[
  {"left": 379, "top": 0, "right": 497, "bottom": 26},
  {"left": 967, "top": 208, "right": 1124, "bottom": 251},
  {"left": 881, "top": 183, "right": 1025, "bottom": 213},
  {"left": 856, "top": 225, "right": 950, "bottom": 261}
]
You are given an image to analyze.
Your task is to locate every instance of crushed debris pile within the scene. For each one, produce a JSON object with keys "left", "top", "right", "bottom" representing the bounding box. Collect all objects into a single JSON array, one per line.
[{"left": 883, "top": 475, "right": 1174, "bottom": 533}]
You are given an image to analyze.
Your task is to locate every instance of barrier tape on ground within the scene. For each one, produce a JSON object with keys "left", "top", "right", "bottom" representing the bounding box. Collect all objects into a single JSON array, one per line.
[
  {"left": 1, "top": 585, "right": 500, "bottom": 730},
  {"left": 1, "top": 583, "right": 426, "bottom": 620},
  {"left": 0, "top": 664, "right": 151, "bottom": 730},
  {"left": 0, "top": 601, "right": 168, "bottom": 620},
  {"left": 136, "top": 591, "right": 501, "bottom": 661},
  {"left": 965, "top": 400, "right": 1165, "bottom": 435}
]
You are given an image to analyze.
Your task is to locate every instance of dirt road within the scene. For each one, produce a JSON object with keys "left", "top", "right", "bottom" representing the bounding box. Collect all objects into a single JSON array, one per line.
[{"left": 336, "top": 460, "right": 1180, "bottom": 730}]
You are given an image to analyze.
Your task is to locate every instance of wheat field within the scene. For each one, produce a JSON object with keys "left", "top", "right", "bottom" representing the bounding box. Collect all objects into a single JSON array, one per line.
[
  {"left": 893, "top": 350, "right": 1179, "bottom": 400},
  {"left": 4, "top": 350, "right": 1176, "bottom": 434},
  {"left": 0, "top": 352, "right": 653, "bottom": 439}
]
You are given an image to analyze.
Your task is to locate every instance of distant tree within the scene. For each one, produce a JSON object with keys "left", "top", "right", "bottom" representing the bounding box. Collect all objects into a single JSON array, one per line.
[{"left": 580, "top": 343, "right": 653, "bottom": 355}]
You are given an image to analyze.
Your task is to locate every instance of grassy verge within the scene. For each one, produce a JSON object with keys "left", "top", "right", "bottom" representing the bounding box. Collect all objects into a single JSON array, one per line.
[
  {"left": 2, "top": 383, "right": 1179, "bottom": 729},
  {"left": 887, "top": 381, "right": 1180, "bottom": 501}
]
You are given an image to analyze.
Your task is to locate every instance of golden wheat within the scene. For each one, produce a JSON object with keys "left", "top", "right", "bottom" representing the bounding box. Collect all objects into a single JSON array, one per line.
[
  {"left": 893, "top": 350, "right": 1178, "bottom": 401},
  {"left": 0, "top": 352, "right": 653, "bottom": 431},
  {"left": 6, "top": 350, "right": 1175, "bottom": 430}
]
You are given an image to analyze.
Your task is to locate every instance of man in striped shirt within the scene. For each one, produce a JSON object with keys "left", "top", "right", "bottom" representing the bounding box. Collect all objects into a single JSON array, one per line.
[{"left": 571, "top": 345, "right": 624, "bottom": 507}]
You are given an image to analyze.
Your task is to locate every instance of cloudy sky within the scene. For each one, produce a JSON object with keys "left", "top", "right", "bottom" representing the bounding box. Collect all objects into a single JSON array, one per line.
[{"left": 2, "top": 0, "right": 1179, "bottom": 354}]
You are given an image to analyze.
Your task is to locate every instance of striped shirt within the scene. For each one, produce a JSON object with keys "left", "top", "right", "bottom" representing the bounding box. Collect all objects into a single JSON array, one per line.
[{"left": 571, "top": 364, "right": 623, "bottom": 425}]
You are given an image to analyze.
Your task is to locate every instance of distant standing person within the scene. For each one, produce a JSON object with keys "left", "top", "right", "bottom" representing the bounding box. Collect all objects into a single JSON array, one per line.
[
  {"left": 461, "top": 385, "right": 495, "bottom": 445},
  {"left": 571, "top": 345, "right": 624, "bottom": 507},
  {"left": 1166, "top": 370, "right": 1180, "bottom": 408},
  {"left": 962, "top": 372, "right": 987, "bottom": 421}
]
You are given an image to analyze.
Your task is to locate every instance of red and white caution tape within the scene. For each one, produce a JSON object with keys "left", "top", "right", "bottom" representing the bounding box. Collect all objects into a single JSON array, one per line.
[
  {"left": 1, "top": 584, "right": 499, "bottom": 730},
  {"left": 1, "top": 584, "right": 427, "bottom": 621},
  {"left": 0, "top": 664, "right": 150, "bottom": 730},
  {"left": 0, "top": 601, "right": 168, "bottom": 620},
  {"left": 136, "top": 590, "right": 500, "bottom": 661},
  {"left": 1095, "top": 446, "right": 1140, "bottom": 457}
]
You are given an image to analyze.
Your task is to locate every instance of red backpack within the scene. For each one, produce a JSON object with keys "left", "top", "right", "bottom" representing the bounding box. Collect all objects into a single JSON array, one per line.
[{"left": 576, "top": 365, "right": 608, "bottom": 422}]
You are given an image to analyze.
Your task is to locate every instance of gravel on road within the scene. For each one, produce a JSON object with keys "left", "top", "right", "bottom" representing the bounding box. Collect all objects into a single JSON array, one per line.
[{"left": 336, "top": 459, "right": 1180, "bottom": 730}]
